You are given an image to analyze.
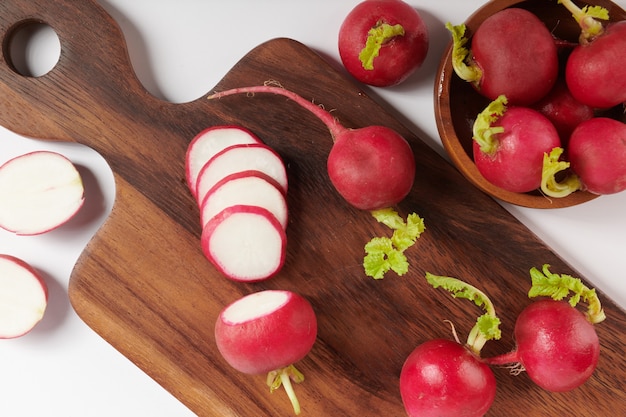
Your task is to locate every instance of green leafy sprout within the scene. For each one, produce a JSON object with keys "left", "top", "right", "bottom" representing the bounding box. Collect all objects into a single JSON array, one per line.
[
  {"left": 363, "top": 208, "right": 425, "bottom": 279},
  {"left": 425, "top": 272, "right": 501, "bottom": 355},
  {"left": 540, "top": 147, "right": 582, "bottom": 198},
  {"left": 445, "top": 22, "right": 482, "bottom": 84},
  {"left": 359, "top": 22, "right": 406, "bottom": 70},
  {"left": 266, "top": 364, "right": 305, "bottom": 415},
  {"left": 472, "top": 95, "right": 508, "bottom": 155},
  {"left": 558, "top": 0, "right": 609, "bottom": 42},
  {"left": 529, "top": 264, "right": 606, "bottom": 324}
]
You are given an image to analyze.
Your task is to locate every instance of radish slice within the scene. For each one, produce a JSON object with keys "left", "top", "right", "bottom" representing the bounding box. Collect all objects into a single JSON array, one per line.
[
  {"left": 0, "top": 254, "right": 48, "bottom": 339},
  {"left": 185, "top": 126, "right": 262, "bottom": 197},
  {"left": 0, "top": 151, "right": 85, "bottom": 235},
  {"left": 200, "top": 171, "right": 288, "bottom": 229},
  {"left": 195, "top": 143, "right": 288, "bottom": 205},
  {"left": 201, "top": 205, "right": 286, "bottom": 282}
]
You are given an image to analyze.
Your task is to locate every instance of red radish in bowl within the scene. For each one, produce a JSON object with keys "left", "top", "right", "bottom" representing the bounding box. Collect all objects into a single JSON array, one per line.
[
  {"left": 208, "top": 83, "right": 415, "bottom": 211},
  {"left": 185, "top": 125, "right": 262, "bottom": 198},
  {"left": 200, "top": 170, "right": 288, "bottom": 229},
  {"left": 215, "top": 290, "right": 317, "bottom": 415},
  {"left": 472, "top": 95, "right": 561, "bottom": 193},
  {"left": 567, "top": 117, "right": 626, "bottom": 195},
  {"left": 195, "top": 143, "right": 288, "bottom": 206},
  {"left": 486, "top": 265, "right": 606, "bottom": 392},
  {"left": 338, "top": 0, "right": 429, "bottom": 87},
  {"left": 400, "top": 273, "right": 500, "bottom": 417},
  {"left": 558, "top": 0, "right": 626, "bottom": 108},
  {"left": 0, "top": 151, "right": 84, "bottom": 235},
  {"left": 201, "top": 205, "right": 286, "bottom": 282},
  {"left": 0, "top": 254, "right": 48, "bottom": 339},
  {"left": 447, "top": 8, "right": 559, "bottom": 106}
]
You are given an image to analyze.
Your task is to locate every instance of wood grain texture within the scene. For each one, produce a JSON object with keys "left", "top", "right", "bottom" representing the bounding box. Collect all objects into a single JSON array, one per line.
[{"left": 1, "top": 1, "right": 624, "bottom": 416}]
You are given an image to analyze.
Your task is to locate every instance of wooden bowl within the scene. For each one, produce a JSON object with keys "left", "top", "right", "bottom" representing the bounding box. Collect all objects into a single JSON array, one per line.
[{"left": 434, "top": 0, "right": 626, "bottom": 208}]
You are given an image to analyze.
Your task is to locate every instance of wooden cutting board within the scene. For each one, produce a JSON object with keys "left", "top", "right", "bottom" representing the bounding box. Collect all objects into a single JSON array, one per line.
[{"left": 1, "top": 1, "right": 624, "bottom": 416}]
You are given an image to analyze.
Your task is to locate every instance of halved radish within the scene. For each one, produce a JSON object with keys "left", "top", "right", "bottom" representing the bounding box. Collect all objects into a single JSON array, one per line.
[
  {"left": 0, "top": 151, "right": 85, "bottom": 235},
  {"left": 201, "top": 205, "right": 286, "bottom": 282},
  {"left": 185, "top": 126, "right": 262, "bottom": 197},
  {"left": 0, "top": 254, "right": 48, "bottom": 339},
  {"left": 195, "top": 143, "right": 288, "bottom": 206},
  {"left": 200, "top": 170, "right": 288, "bottom": 229}
]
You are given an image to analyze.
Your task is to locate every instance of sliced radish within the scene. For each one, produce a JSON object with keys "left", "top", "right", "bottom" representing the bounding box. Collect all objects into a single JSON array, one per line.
[
  {"left": 185, "top": 126, "right": 262, "bottom": 197},
  {"left": 201, "top": 205, "right": 286, "bottom": 282},
  {"left": 200, "top": 170, "right": 288, "bottom": 229},
  {"left": 195, "top": 143, "right": 288, "bottom": 205},
  {"left": 0, "top": 254, "right": 48, "bottom": 339},
  {"left": 0, "top": 151, "right": 85, "bottom": 235}
]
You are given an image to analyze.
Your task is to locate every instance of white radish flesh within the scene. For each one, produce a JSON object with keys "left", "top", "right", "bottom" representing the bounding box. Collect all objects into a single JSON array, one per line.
[
  {"left": 0, "top": 151, "right": 84, "bottom": 235},
  {"left": 201, "top": 205, "right": 286, "bottom": 282},
  {"left": 185, "top": 126, "right": 262, "bottom": 197},
  {"left": 0, "top": 254, "right": 48, "bottom": 339},
  {"left": 195, "top": 143, "right": 288, "bottom": 205},
  {"left": 200, "top": 171, "right": 288, "bottom": 229}
]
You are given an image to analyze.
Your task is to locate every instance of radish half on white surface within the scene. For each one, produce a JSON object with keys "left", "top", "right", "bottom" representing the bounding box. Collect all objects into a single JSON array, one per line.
[
  {"left": 185, "top": 125, "right": 262, "bottom": 198},
  {"left": 201, "top": 205, "right": 286, "bottom": 282},
  {"left": 0, "top": 254, "right": 48, "bottom": 339},
  {"left": 0, "top": 151, "right": 85, "bottom": 235},
  {"left": 199, "top": 170, "right": 288, "bottom": 230},
  {"left": 195, "top": 143, "right": 288, "bottom": 206}
]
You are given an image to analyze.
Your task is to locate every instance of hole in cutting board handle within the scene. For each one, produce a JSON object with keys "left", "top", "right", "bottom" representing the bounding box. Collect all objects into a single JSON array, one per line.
[{"left": 3, "top": 20, "right": 61, "bottom": 77}]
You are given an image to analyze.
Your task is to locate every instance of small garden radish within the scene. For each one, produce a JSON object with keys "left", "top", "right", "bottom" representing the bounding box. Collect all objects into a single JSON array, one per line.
[
  {"left": 0, "top": 150, "right": 84, "bottom": 235},
  {"left": 447, "top": 8, "right": 559, "bottom": 105},
  {"left": 472, "top": 95, "right": 561, "bottom": 193},
  {"left": 215, "top": 290, "right": 317, "bottom": 415},
  {"left": 558, "top": 0, "right": 626, "bottom": 108},
  {"left": 567, "top": 117, "right": 626, "bottom": 195},
  {"left": 400, "top": 273, "right": 500, "bottom": 417},
  {"left": 338, "top": 0, "right": 429, "bottom": 87},
  {"left": 486, "top": 265, "right": 606, "bottom": 392},
  {"left": 201, "top": 205, "right": 286, "bottom": 282},
  {"left": 185, "top": 125, "right": 262, "bottom": 198},
  {"left": 0, "top": 254, "right": 48, "bottom": 338},
  {"left": 208, "top": 82, "right": 415, "bottom": 211}
]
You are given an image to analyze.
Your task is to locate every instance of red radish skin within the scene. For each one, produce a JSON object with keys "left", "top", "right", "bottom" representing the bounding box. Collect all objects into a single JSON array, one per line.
[
  {"left": 448, "top": 8, "right": 559, "bottom": 106},
  {"left": 472, "top": 96, "right": 561, "bottom": 193},
  {"left": 487, "top": 299, "right": 600, "bottom": 392},
  {"left": 200, "top": 170, "right": 288, "bottom": 229},
  {"left": 400, "top": 339, "right": 496, "bottom": 417},
  {"left": 533, "top": 79, "right": 594, "bottom": 146},
  {"left": 185, "top": 125, "right": 262, "bottom": 197},
  {"left": 195, "top": 143, "right": 288, "bottom": 207},
  {"left": 208, "top": 84, "right": 415, "bottom": 210},
  {"left": 215, "top": 290, "right": 317, "bottom": 415},
  {"left": 338, "top": 0, "right": 429, "bottom": 87},
  {"left": 568, "top": 117, "right": 626, "bottom": 195},
  {"left": 201, "top": 204, "right": 286, "bottom": 282},
  {"left": 0, "top": 151, "right": 85, "bottom": 235},
  {"left": 0, "top": 254, "right": 48, "bottom": 339}
]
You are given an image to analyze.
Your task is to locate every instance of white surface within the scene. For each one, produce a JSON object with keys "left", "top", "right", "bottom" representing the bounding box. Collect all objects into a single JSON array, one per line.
[{"left": 0, "top": 1, "right": 624, "bottom": 416}]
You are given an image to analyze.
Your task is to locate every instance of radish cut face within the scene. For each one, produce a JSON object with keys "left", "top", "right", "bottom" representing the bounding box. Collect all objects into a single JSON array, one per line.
[
  {"left": 221, "top": 290, "right": 289, "bottom": 324},
  {"left": 0, "top": 255, "right": 48, "bottom": 338},
  {"left": 195, "top": 144, "right": 288, "bottom": 205},
  {"left": 0, "top": 151, "right": 85, "bottom": 235},
  {"left": 201, "top": 205, "right": 286, "bottom": 282},
  {"left": 185, "top": 126, "right": 262, "bottom": 197},
  {"left": 200, "top": 171, "right": 288, "bottom": 229}
]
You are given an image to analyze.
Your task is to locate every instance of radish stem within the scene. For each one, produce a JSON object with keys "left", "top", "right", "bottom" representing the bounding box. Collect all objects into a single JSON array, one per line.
[
  {"left": 472, "top": 95, "right": 507, "bottom": 155},
  {"left": 540, "top": 147, "right": 581, "bottom": 198},
  {"left": 267, "top": 364, "right": 305, "bottom": 415},
  {"left": 208, "top": 82, "right": 345, "bottom": 141},
  {"left": 557, "top": 0, "right": 609, "bottom": 42},
  {"left": 445, "top": 22, "right": 482, "bottom": 84},
  {"left": 359, "top": 23, "right": 405, "bottom": 70}
]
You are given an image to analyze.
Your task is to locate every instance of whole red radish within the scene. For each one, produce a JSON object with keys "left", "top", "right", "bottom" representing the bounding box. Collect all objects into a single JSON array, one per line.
[
  {"left": 208, "top": 83, "right": 415, "bottom": 210},
  {"left": 559, "top": 0, "right": 626, "bottom": 108},
  {"left": 472, "top": 95, "right": 561, "bottom": 193},
  {"left": 400, "top": 273, "right": 500, "bottom": 417},
  {"left": 487, "top": 265, "right": 605, "bottom": 392},
  {"left": 0, "top": 254, "right": 48, "bottom": 339},
  {"left": 215, "top": 290, "right": 317, "bottom": 415},
  {"left": 533, "top": 79, "right": 594, "bottom": 145},
  {"left": 338, "top": 0, "right": 429, "bottom": 87},
  {"left": 447, "top": 8, "right": 559, "bottom": 106},
  {"left": 568, "top": 117, "right": 626, "bottom": 194}
]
